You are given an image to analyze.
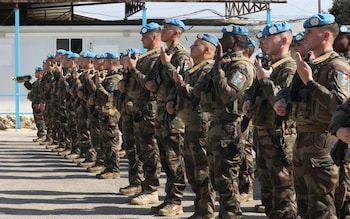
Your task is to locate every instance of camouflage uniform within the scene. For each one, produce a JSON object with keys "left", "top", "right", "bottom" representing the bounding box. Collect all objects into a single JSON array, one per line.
[
  {"left": 145, "top": 43, "right": 191, "bottom": 208},
  {"left": 24, "top": 76, "right": 46, "bottom": 139},
  {"left": 175, "top": 60, "right": 216, "bottom": 218},
  {"left": 201, "top": 51, "right": 255, "bottom": 218},
  {"left": 127, "top": 48, "right": 162, "bottom": 193},
  {"left": 330, "top": 98, "right": 350, "bottom": 219},
  {"left": 288, "top": 50, "right": 350, "bottom": 218},
  {"left": 249, "top": 54, "right": 297, "bottom": 218},
  {"left": 95, "top": 69, "right": 123, "bottom": 176}
]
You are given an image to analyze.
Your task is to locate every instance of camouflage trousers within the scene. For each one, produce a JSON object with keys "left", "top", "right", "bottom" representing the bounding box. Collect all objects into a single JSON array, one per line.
[
  {"left": 294, "top": 131, "right": 339, "bottom": 219},
  {"left": 335, "top": 161, "right": 350, "bottom": 219},
  {"left": 75, "top": 103, "right": 91, "bottom": 156},
  {"left": 87, "top": 106, "right": 101, "bottom": 163},
  {"left": 183, "top": 126, "right": 215, "bottom": 218},
  {"left": 133, "top": 101, "right": 160, "bottom": 192},
  {"left": 155, "top": 105, "right": 185, "bottom": 204},
  {"left": 207, "top": 118, "right": 242, "bottom": 218},
  {"left": 239, "top": 122, "right": 255, "bottom": 195},
  {"left": 256, "top": 130, "right": 297, "bottom": 219},
  {"left": 32, "top": 103, "right": 46, "bottom": 138},
  {"left": 100, "top": 114, "right": 121, "bottom": 173},
  {"left": 121, "top": 105, "right": 142, "bottom": 187}
]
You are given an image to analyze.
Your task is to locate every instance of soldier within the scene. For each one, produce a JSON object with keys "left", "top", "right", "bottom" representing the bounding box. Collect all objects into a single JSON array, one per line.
[
  {"left": 199, "top": 24, "right": 255, "bottom": 218},
  {"left": 274, "top": 13, "right": 350, "bottom": 218},
  {"left": 329, "top": 24, "right": 350, "bottom": 219},
  {"left": 65, "top": 51, "right": 95, "bottom": 165},
  {"left": 118, "top": 47, "right": 143, "bottom": 196},
  {"left": 57, "top": 52, "right": 80, "bottom": 158},
  {"left": 141, "top": 18, "right": 192, "bottom": 216},
  {"left": 95, "top": 52, "right": 123, "bottom": 179},
  {"left": 248, "top": 21, "right": 298, "bottom": 218},
  {"left": 170, "top": 33, "right": 217, "bottom": 219},
  {"left": 24, "top": 66, "right": 46, "bottom": 142},
  {"left": 330, "top": 100, "right": 350, "bottom": 219},
  {"left": 121, "top": 23, "right": 163, "bottom": 198},
  {"left": 334, "top": 25, "right": 350, "bottom": 62},
  {"left": 239, "top": 37, "right": 257, "bottom": 203}
]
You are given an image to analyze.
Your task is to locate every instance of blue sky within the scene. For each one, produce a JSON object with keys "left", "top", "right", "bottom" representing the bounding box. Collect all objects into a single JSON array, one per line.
[{"left": 74, "top": 1, "right": 334, "bottom": 22}]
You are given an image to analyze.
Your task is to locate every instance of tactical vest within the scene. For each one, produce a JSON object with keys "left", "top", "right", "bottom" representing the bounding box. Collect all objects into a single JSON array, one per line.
[{"left": 290, "top": 51, "right": 349, "bottom": 125}]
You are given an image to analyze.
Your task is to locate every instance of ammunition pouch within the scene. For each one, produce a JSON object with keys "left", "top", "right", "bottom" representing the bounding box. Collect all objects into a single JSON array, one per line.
[
  {"left": 27, "top": 92, "right": 33, "bottom": 101},
  {"left": 290, "top": 100, "right": 332, "bottom": 125},
  {"left": 133, "top": 110, "right": 143, "bottom": 123},
  {"left": 331, "top": 140, "right": 348, "bottom": 166},
  {"left": 271, "top": 133, "right": 292, "bottom": 167}
]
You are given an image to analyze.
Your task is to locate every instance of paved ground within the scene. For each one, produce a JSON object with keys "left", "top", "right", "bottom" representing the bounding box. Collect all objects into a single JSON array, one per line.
[{"left": 0, "top": 129, "right": 267, "bottom": 219}]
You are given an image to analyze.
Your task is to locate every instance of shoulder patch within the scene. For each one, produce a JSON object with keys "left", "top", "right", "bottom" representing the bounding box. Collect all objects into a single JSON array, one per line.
[
  {"left": 231, "top": 72, "right": 247, "bottom": 89},
  {"left": 106, "top": 81, "right": 114, "bottom": 92},
  {"left": 338, "top": 72, "right": 349, "bottom": 92},
  {"left": 181, "top": 60, "right": 191, "bottom": 72}
]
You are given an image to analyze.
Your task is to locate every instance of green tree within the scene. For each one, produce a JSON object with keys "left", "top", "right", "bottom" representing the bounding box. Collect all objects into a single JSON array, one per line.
[{"left": 329, "top": 0, "right": 350, "bottom": 24}]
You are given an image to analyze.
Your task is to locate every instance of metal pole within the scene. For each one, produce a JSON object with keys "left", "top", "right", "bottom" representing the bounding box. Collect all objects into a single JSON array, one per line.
[
  {"left": 142, "top": 7, "right": 147, "bottom": 52},
  {"left": 266, "top": 8, "right": 271, "bottom": 24},
  {"left": 14, "top": 6, "right": 20, "bottom": 130},
  {"left": 318, "top": 0, "right": 321, "bottom": 13}
]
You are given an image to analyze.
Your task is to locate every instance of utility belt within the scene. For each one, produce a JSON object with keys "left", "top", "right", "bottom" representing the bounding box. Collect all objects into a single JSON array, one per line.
[
  {"left": 296, "top": 124, "right": 328, "bottom": 133},
  {"left": 256, "top": 125, "right": 296, "bottom": 136}
]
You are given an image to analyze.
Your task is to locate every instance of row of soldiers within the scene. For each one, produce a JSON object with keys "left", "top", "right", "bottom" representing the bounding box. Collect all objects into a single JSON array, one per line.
[{"left": 23, "top": 13, "right": 350, "bottom": 219}]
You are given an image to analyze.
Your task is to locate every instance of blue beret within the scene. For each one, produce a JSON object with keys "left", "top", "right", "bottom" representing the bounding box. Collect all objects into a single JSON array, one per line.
[
  {"left": 339, "top": 25, "right": 350, "bottom": 33},
  {"left": 95, "top": 53, "right": 105, "bottom": 59},
  {"left": 104, "top": 52, "right": 119, "bottom": 59},
  {"left": 35, "top": 66, "right": 43, "bottom": 71},
  {"left": 126, "top": 48, "right": 141, "bottom": 55},
  {"left": 56, "top": 49, "right": 66, "bottom": 54},
  {"left": 197, "top": 33, "right": 219, "bottom": 47},
  {"left": 262, "top": 22, "right": 291, "bottom": 36},
  {"left": 162, "top": 18, "right": 185, "bottom": 29},
  {"left": 256, "top": 30, "right": 264, "bottom": 39},
  {"left": 221, "top": 24, "right": 248, "bottom": 36},
  {"left": 303, "top": 13, "right": 335, "bottom": 28},
  {"left": 140, "top": 22, "right": 161, "bottom": 34},
  {"left": 293, "top": 31, "right": 305, "bottom": 43},
  {"left": 82, "top": 51, "right": 96, "bottom": 58},
  {"left": 67, "top": 53, "right": 80, "bottom": 58},
  {"left": 64, "top": 51, "right": 73, "bottom": 56},
  {"left": 47, "top": 54, "right": 55, "bottom": 59},
  {"left": 246, "top": 38, "right": 256, "bottom": 48}
]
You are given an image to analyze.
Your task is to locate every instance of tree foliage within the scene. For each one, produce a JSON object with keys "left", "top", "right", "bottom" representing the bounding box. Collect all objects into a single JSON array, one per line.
[{"left": 329, "top": 0, "right": 350, "bottom": 24}]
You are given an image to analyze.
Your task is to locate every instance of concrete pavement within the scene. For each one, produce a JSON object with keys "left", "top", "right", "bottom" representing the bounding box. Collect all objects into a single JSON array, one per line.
[{"left": 0, "top": 129, "right": 267, "bottom": 219}]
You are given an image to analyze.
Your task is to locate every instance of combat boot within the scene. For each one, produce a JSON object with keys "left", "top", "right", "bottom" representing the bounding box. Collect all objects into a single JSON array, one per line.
[
  {"left": 72, "top": 157, "right": 86, "bottom": 164},
  {"left": 119, "top": 185, "right": 142, "bottom": 196},
  {"left": 33, "top": 136, "right": 46, "bottom": 143},
  {"left": 65, "top": 153, "right": 80, "bottom": 160},
  {"left": 58, "top": 149, "right": 71, "bottom": 157},
  {"left": 87, "top": 165, "right": 105, "bottom": 173},
  {"left": 151, "top": 201, "right": 167, "bottom": 214},
  {"left": 158, "top": 203, "right": 183, "bottom": 216},
  {"left": 45, "top": 144, "right": 58, "bottom": 150},
  {"left": 130, "top": 191, "right": 159, "bottom": 205},
  {"left": 78, "top": 161, "right": 96, "bottom": 168},
  {"left": 254, "top": 204, "right": 265, "bottom": 213},
  {"left": 96, "top": 171, "right": 120, "bottom": 179}
]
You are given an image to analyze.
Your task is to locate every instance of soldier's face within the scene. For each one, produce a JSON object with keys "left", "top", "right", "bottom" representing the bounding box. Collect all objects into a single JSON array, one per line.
[
  {"left": 264, "top": 34, "right": 282, "bottom": 56},
  {"left": 294, "top": 41, "right": 309, "bottom": 57},
  {"left": 304, "top": 28, "right": 323, "bottom": 51},
  {"left": 190, "top": 39, "right": 206, "bottom": 59},
  {"left": 141, "top": 32, "right": 153, "bottom": 49},
  {"left": 333, "top": 33, "right": 349, "bottom": 53},
  {"left": 219, "top": 33, "right": 235, "bottom": 52},
  {"left": 161, "top": 24, "right": 176, "bottom": 43}
]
